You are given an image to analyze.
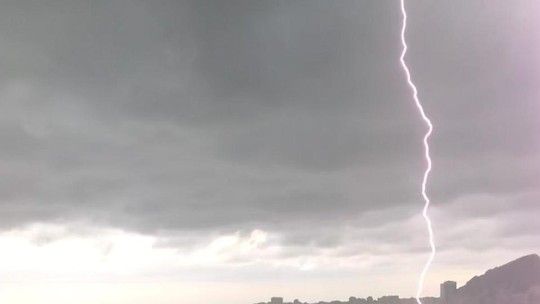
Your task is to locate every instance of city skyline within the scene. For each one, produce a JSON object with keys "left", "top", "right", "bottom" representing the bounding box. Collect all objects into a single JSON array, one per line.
[{"left": 255, "top": 253, "right": 540, "bottom": 304}]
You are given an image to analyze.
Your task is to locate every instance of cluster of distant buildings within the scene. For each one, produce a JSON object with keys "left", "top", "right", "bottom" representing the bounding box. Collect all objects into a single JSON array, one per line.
[
  {"left": 256, "top": 254, "right": 540, "bottom": 304},
  {"left": 256, "top": 281, "right": 457, "bottom": 304}
]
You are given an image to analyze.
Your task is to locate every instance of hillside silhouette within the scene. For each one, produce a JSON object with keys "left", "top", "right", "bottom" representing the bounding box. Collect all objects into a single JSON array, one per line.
[{"left": 450, "top": 254, "right": 540, "bottom": 304}]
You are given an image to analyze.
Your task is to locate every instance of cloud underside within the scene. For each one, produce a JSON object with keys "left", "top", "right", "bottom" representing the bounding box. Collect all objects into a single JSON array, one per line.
[{"left": 0, "top": 0, "right": 538, "bottom": 272}]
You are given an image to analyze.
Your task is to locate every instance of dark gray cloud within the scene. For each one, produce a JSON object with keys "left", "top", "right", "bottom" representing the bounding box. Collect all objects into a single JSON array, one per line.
[{"left": 0, "top": 0, "right": 538, "bottom": 260}]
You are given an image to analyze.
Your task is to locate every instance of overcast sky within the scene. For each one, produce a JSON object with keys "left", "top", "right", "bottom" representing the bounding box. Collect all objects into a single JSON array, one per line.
[{"left": 0, "top": 1, "right": 539, "bottom": 303}]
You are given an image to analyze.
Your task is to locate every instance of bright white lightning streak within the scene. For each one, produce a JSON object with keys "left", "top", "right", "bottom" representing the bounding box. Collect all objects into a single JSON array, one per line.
[{"left": 398, "top": 1, "right": 436, "bottom": 304}]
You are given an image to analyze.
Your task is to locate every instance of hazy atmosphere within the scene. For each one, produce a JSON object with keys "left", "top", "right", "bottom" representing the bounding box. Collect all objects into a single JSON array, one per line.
[{"left": 0, "top": 1, "right": 539, "bottom": 303}]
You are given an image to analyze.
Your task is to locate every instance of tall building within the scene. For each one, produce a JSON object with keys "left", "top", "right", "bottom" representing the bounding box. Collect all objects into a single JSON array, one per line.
[
  {"left": 270, "top": 297, "right": 284, "bottom": 304},
  {"left": 440, "top": 281, "right": 457, "bottom": 303}
]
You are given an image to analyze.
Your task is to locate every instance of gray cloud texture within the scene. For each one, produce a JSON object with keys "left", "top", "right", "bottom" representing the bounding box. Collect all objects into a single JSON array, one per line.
[{"left": 0, "top": 0, "right": 538, "bottom": 265}]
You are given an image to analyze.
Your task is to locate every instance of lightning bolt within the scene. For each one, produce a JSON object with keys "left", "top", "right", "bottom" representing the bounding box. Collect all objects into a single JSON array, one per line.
[{"left": 398, "top": 1, "right": 436, "bottom": 304}]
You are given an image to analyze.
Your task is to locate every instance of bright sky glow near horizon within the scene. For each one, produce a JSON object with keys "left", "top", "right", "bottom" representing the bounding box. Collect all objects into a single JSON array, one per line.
[{"left": 0, "top": 1, "right": 539, "bottom": 304}]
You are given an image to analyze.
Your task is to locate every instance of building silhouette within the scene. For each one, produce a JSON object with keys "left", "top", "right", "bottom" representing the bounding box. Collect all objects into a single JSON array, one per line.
[
  {"left": 440, "top": 281, "right": 457, "bottom": 303},
  {"left": 271, "top": 297, "right": 284, "bottom": 304},
  {"left": 377, "top": 295, "right": 400, "bottom": 304}
]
